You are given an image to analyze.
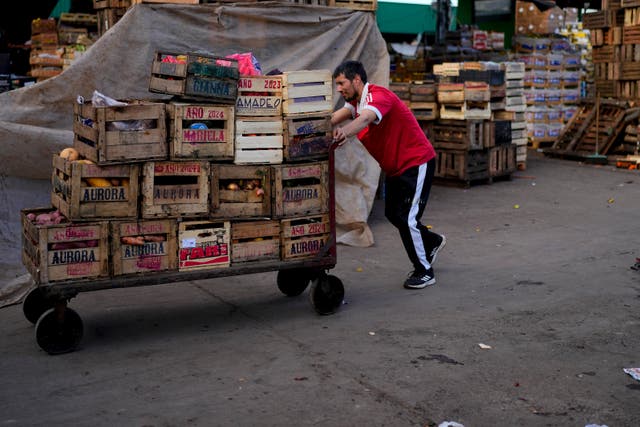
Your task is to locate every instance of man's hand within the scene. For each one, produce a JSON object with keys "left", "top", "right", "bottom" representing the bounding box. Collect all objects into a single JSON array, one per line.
[{"left": 333, "top": 127, "right": 347, "bottom": 145}]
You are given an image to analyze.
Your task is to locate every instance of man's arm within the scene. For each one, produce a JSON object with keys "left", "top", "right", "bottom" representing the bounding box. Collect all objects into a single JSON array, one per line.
[
  {"left": 331, "top": 107, "right": 352, "bottom": 126},
  {"left": 333, "top": 109, "right": 376, "bottom": 144}
]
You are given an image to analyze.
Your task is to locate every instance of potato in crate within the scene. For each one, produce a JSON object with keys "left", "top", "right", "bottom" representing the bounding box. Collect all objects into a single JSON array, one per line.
[
  {"left": 283, "top": 112, "right": 332, "bottom": 162},
  {"left": 211, "top": 164, "right": 271, "bottom": 219},
  {"left": 281, "top": 214, "right": 331, "bottom": 261},
  {"left": 282, "top": 70, "right": 333, "bottom": 116},
  {"left": 111, "top": 219, "right": 178, "bottom": 276},
  {"left": 149, "top": 51, "right": 239, "bottom": 103},
  {"left": 231, "top": 220, "right": 280, "bottom": 264},
  {"left": 51, "top": 152, "right": 140, "bottom": 221},
  {"left": 73, "top": 100, "right": 167, "bottom": 165},
  {"left": 236, "top": 75, "right": 283, "bottom": 116},
  {"left": 141, "top": 161, "right": 210, "bottom": 218},
  {"left": 21, "top": 207, "right": 109, "bottom": 284},
  {"left": 168, "top": 102, "right": 234, "bottom": 161},
  {"left": 178, "top": 220, "right": 231, "bottom": 271},
  {"left": 235, "top": 116, "right": 284, "bottom": 165},
  {"left": 272, "top": 160, "right": 329, "bottom": 218}
]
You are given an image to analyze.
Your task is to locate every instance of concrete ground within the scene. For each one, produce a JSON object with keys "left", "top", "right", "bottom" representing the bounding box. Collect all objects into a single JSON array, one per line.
[{"left": 0, "top": 151, "right": 639, "bottom": 426}]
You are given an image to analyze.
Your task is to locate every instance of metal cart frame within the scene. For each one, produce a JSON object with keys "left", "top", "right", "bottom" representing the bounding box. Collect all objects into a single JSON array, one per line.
[{"left": 22, "top": 144, "right": 344, "bottom": 354}]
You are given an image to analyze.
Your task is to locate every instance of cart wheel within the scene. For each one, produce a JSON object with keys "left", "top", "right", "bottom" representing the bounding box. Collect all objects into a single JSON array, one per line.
[
  {"left": 35, "top": 307, "right": 83, "bottom": 355},
  {"left": 23, "top": 287, "right": 55, "bottom": 325},
  {"left": 309, "top": 274, "right": 344, "bottom": 315},
  {"left": 277, "top": 268, "right": 312, "bottom": 297}
]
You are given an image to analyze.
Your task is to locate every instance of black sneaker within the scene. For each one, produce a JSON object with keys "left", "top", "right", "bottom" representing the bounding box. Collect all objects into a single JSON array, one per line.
[
  {"left": 403, "top": 268, "right": 436, "bottom": 289},
  {"left": 426, "top": 233, "right": 446, "bottom": 265}
]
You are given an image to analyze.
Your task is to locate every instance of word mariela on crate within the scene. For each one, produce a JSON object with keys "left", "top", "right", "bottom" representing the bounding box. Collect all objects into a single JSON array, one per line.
[{"left": 21, "top": 49, "right": 338, "bottom": 285}]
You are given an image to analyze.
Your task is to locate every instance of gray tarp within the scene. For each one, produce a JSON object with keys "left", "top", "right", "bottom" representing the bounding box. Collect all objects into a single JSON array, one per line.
[{"left": 0, "top": 2, "right": 387, "bottom": 304}]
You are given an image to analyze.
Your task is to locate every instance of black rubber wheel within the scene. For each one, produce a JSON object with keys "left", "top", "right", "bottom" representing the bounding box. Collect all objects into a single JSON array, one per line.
[
  {"left": 277, "top": 268, "right": 313, "bottom": 297},
  {"left": 35, "top": 307, "right": 84, "bottom": 355},
  {"left": 309, "top": 274, "right": 344, "bottom": 315},
  {"left": 23, "top": 287, "right": 55, "bottom": 325}
]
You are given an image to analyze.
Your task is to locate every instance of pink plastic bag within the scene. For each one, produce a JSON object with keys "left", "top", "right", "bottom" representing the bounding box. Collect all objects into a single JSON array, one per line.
[{"left": 226, "top": 52, "right": 262, "bottom": 76}]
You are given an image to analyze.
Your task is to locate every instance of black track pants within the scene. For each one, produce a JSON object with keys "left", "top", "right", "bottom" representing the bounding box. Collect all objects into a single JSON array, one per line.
[{"left": 384, "top": 158, "right": 438, "bottom": 274}]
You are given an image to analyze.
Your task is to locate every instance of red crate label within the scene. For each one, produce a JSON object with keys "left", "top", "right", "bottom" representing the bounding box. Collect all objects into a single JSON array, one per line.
[
  {"left": 183, "top": 106, "right": 228, "bottom": 120},
  {"left": 135, "top": 256, "right": 163, "bottom": 270},
  {"left": 282, "top": 164, "right": 322, "bottom": 180},
  {"left": 181, "top": 129, "right": 227, "bottom": 143},
  {"left": 51, "top": 226, "right": 100, "bottom": 242},
  {"left": 154, "top": 163, "right": 202, "bottom": 174},
  {"left": 66, "top": 262, "right": 93, "bottom": 276},
  {"left": 122, "top": 222, "right": 167, "bottom": 235},
  {"left": 288, "top": 222, "right": 328, "bottom": 237}
]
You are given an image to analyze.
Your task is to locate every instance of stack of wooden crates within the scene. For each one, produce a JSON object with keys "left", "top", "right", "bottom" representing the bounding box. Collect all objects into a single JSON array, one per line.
[{"left": 21, "top": 50, "right": 333, "bottom": 285}]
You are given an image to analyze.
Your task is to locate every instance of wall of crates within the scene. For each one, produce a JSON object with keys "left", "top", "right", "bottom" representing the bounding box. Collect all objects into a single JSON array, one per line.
[
  {"left": 390, "top": 60, "right": 523, "bottom": 186},
  {"left": 21, "top": 51, "right": 335, "bottom": 284},
  {"left": 29, "top": 14, "right": 97, "bottom": 82},
  {"left": 583, "top": 0, "right": 640, "bottom": 101}
]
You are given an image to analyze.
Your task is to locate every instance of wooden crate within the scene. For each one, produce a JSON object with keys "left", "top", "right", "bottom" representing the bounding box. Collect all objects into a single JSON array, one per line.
[
  {"left": 280, "top": 214, "right": 331, "bottom": 261},
  {"left": 235, "top": 116, "right": 284, "bottom": 164},
  {"left": 464, "top": 82, "right": 490, "bottom": 101},
  {"left": 231, "top": 220, "right": 280, "bottom": 264},
  {"left": 465, "top": 101, "right": 491, "bottom": 120},
  {"left": 440, "top": 103, "right": 465, "bottom": 120},
  {"left": 31, "top": 18, "right": 57, "bottom": 35},
  {"left": 236, "top": 75, "right": 283, "bottom": 116},
  {"left": 168, "top": 102, "right": 234, "bottom": 161},
  {"left": 93, "top": 0, "right": 131, "bottom": 8},
  {"left": 149, "top": 51, "right": 239, "bottom": 103},
  {"left": 409, "top": 81, "right": 436, "bottom": 102},
  {"left": 411, "top": 102, "right": 439, "bottom": 121},
  {"left": 272, "top": 160, "right": 329, "bottom": 218},
  {"left": 73, "top": 100, "right": 167, "bottom": 165},
  {"left": 489, "top": 145, "right": 517, "bottom": 177},
  {"left": 435, "top": 149, "right": 489, "bottom": 183},
  {"left": 21, "top": 208, "right": 109, "bottom": 284},
  {"left": 131, "top": 0, "right": 199, "bottom": 3},
  {"left": 31, "top": 32, "right": 59, "bottom": 47},
  {"left": 283, "top": 112, "right": 332, "bottom": 161},
  {"left": 111, "top": 219, "right": 178, "bottom": 276},
  {"left": 141, "top": 161, "right": 210, "bottom": 218},
  {"left": 97, "top": 7, "right": 127, "bottom": 36},
  {"left": 51, "top": 154, "right": 139, "bottom": 221},
  {"left": 431, "top": 119, "right": 487, "bottom": 151},
  {"left": 178, "top": 220, "right": 231, "bottom": 271},
  {"left": 282, "top": 70, "right": 333, "bottom": 115},
  {"left": 330, "top": 0, "right": 377, "bottom": 11},
  {"left": 390, "top": 82, "right": 411, "bottom": 100},
  {"left": 59, "top": 13, "right": 97, "bottom": 27},
  {"left": 437, "top": 83, "right": 465, "bottom": 104},
  {"left": 210, "top": 164, "right": 271, "bottom": 219},
  {"left": 486, "top": 120, "right": 512, "bottom": 146}
]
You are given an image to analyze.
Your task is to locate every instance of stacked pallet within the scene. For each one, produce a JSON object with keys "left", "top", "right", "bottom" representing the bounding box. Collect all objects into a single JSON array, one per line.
[
  {"left": 22, "top": 51, "right": 334, "bottom": 285},
  {"left": 29, "top": 18, "right": 64, "bottom": 82},
  {"left": 500, "top": 62, "right": 528, "bottom": 169},
  {"left": 513, "top": 35, "right": 583, "bottom": 149}
]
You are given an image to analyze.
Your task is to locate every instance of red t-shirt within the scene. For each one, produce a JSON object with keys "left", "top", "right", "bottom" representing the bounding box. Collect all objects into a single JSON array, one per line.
[{"left": 346, "top": 83, "right": 436, "bottom": 177}]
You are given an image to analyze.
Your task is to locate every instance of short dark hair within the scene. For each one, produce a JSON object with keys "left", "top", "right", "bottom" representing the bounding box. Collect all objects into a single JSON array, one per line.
[{"left": 333, "top": 60, "right": 368, "bottom": 84}]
